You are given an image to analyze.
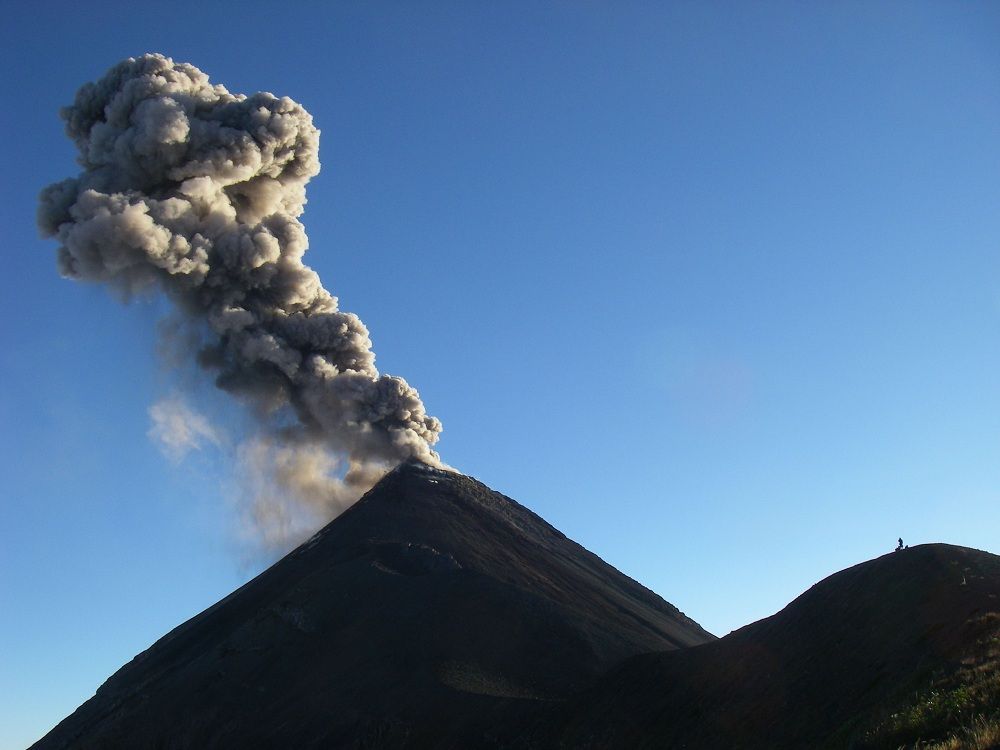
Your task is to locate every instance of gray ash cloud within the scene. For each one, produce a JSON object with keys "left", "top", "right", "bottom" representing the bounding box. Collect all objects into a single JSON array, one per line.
[{"left": 39, "top": 54, "right": 443, "bottom": 548}]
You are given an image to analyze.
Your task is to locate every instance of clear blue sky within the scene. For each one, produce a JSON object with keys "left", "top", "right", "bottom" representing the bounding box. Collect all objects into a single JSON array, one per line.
[{"left": 2, "top": 2, "right": 999, "bottom": 747}]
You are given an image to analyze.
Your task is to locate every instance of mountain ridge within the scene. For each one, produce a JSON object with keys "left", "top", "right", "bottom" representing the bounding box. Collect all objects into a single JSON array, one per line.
[
  {"left": 29, "top": 462, "right": 999, "bottom": 749},
  {"left": 545, "top": 541, "right": 1000, "bottom": 748}
]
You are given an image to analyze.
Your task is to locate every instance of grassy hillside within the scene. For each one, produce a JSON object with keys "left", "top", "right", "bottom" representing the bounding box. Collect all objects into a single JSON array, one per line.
[{"left": 857, "top": 610, "right": 1000, "bottom": 749}]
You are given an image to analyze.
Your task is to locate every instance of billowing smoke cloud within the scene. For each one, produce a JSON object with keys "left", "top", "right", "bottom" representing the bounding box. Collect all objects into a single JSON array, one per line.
[{"left": 39, "top": 54, "right": 443, "bottom": 549}]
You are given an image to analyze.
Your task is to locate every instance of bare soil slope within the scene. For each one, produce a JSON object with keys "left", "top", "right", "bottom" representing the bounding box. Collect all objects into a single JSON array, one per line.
[{"left": 30, "top": 460, "right": 712, "bottom": 750}]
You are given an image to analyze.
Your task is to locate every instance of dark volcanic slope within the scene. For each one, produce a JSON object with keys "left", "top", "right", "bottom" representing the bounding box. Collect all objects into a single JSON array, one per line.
[
  {"left": 549, "top": 543, "right": 1000, "bottom": 749},
  {"left": 32, "top": 460, "right": 712, "bottom": 750}
]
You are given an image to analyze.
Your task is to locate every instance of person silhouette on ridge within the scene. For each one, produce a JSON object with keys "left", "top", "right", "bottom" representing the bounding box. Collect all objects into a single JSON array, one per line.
[{"left": 895, "top": 538, "right": 904, "bottom": 552}]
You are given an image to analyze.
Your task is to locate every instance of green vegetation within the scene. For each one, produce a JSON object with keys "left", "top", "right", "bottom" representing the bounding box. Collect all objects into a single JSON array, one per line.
[{"left": 860, "top": 613, "right": 1000, "bottom": 749}]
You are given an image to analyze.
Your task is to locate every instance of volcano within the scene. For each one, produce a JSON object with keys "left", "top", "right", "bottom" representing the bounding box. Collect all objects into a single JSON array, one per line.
[
  {"left": 31, "top": 460, "right": 713, "bottom": 749},
  {"left": 30, "top": 462, "right": 1000, "bottom": 749}
]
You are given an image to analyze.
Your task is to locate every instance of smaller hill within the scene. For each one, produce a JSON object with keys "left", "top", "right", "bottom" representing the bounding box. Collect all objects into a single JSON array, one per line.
[{"left": 548, "top": 543, "right": 1000, "bottom": 749}]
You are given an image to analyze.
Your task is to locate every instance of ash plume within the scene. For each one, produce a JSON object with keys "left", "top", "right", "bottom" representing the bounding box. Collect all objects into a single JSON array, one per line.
[{"left": 39, "top": 54, "right": 443, "bottom": 548}]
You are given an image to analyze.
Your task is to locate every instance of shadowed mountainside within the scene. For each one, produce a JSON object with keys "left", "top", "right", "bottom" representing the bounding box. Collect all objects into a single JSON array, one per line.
[
  {"left": 29, "top": 462, "right": 1000, "bottom": 749},
  {"left": 544, "top": 542, "right": 1000, "bottom": 749},
  {"left": 30, "top": 459, "right": 712, "bottom": 749}
]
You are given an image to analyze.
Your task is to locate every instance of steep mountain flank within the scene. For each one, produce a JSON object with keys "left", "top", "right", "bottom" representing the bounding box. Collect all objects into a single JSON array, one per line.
[{"left": 31, "top": 460, "right": 711, "bottom": 749}]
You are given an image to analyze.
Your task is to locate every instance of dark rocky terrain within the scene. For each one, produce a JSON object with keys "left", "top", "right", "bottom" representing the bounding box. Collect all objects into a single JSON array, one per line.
[
  {"left": 545, "top": 542, "right": 1000, "bottom": 749},
  {"left": 30, "top": 459, "right": 712, "bottom": 749},
  {"left": 30, "top": 461, "right": 1000, "bottom": 749}
]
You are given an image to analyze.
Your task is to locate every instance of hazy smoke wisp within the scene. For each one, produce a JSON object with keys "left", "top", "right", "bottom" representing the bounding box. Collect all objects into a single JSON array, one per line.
[
  {"left": 39, "top": 54, "right": 443, "bottom": 550},
  {"left": 148, "top": 394, "right": 222, "bottom": 462}
]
